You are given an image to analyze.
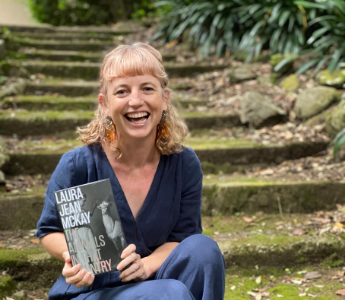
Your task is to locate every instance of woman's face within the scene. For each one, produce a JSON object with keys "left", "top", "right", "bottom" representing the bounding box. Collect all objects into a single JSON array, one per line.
[{"left": 100, "top": 75, "right": 168, "bottom": 141}]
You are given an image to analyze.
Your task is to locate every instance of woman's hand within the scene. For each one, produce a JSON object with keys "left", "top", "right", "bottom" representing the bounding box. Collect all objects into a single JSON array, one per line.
[
  {"left": 117, "top": 244, "right": 150, "bottom": 282},
  {"left": 62, "top": 251, "right": 95, "bottom": 288}
]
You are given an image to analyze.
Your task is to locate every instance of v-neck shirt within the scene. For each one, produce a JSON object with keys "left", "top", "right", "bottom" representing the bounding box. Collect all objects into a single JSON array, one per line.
[{"left": 36, "top": 144, "right": 203, "bottom": 258}]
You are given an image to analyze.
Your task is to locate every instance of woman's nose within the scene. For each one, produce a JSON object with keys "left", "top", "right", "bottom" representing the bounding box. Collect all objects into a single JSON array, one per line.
[{"left": 128, "top": 89, "right": 143, "bottom": 107}]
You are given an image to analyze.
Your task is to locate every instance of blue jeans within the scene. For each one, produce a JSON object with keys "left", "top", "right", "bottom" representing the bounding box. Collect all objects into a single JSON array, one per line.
[{"left": 49, "top": 234, "right": 225, "bottom": 300}]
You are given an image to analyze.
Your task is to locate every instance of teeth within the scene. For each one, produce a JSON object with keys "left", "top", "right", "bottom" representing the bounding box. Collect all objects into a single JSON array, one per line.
[
  {"left": 126, "top": 112, "right": 148, "bottom": 118},
  {"left": 132, "top": 118, "right": 147, "bottom": 124}
]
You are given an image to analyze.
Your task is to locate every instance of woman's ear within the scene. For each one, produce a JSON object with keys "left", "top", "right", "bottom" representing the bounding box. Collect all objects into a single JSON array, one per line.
[
  {"left": 99, "top": 93, "right": 109, "bottom": 115},
  {"left": 163, "top": 88, "right": 170, "bottom": 109}
]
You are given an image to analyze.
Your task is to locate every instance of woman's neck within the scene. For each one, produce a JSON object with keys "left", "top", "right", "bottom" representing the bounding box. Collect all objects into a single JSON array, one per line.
[{"left": 103, "top": 135, "right": 160, "bottom": 169}]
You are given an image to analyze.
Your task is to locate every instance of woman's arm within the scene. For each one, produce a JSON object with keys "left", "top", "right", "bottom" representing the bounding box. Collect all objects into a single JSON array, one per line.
[
  {"left": 117, "top": 242, "right": 179, "bottom": 282},
  {"left": 40, "top": 232, "right": 68, "bottom": 261}
]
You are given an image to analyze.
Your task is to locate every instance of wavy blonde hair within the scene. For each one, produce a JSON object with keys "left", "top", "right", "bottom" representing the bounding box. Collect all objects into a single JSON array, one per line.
[{"left": 78, "top": 43, "right": 188, "bottom": 155}]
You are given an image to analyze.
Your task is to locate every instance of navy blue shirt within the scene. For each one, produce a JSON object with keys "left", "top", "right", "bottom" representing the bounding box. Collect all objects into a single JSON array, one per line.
[{"left": 37, "top": 144, "right": 203, "bottom": 259}]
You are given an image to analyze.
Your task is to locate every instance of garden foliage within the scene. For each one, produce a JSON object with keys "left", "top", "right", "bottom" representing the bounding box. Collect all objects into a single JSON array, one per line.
[
  {"left": 27, "top": 0, "right": 147, "bottom": 26},
  {"left": 153, "top": 0, "right": 345, "bottom": 73},
  {"left": 27, "top": 0, "right": 113, "bottom": 26}
]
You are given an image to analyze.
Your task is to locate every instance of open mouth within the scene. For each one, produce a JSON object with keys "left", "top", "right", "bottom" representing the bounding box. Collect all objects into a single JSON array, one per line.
[{"left": 124, "top": 112, "right": 150, "bottom": 124}]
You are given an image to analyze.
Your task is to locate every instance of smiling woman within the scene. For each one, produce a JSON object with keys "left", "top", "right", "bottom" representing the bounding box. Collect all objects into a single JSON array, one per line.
[
  {"left": 36, "top": 43, "right": 225, "bottom": 300},
  {"left": 78, "top": 43, "right": 187, "bottom": 156}
]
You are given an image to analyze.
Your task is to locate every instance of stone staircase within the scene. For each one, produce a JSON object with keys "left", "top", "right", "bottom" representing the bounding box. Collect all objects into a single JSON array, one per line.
[{"left": 0, "top": 24, "right": 344, "bottom": 299}]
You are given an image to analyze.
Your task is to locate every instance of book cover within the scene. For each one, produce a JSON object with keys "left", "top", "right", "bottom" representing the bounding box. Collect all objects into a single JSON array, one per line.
[{"left": 54, "top": 179, "right": 127, "bottom": 276}]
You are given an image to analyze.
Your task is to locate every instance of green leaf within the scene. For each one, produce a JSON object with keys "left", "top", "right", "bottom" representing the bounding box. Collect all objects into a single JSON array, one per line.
[
  {"left": 249, "top": 20, "right": 265, "bottom": 37},
  {"left": 274, "top": 55, "right": 295, "bottom": 72},
  {"left": 308, "top": 15, "right": 336, "bottom": 26},
  {"left": 279, "top": 11, "right": 291, "bottom": 27},
  {"left": 216, "top": 39, "right": 224, "bottom": 57},
  {"left": 333, "top": 133, "right": 345, "bottom": 155},
  {"left": 270, "top": 28, "right": 282, "bottom": 53},
  {"left": 296, "top": 58, "right": 320, "bottom": 75},
  {"left": 312, "top": 56, "right": 331, "bottom": 76},
  {"left": 268, "top": 3, "right": 282, "bottom": 24},
  {"left": 212, "top": 13, "right": 222, "bottom": 28},
  {"left": 328, "top": 49, "right": 343, "bottom": 72},
  {"left": 288, "top": 15, "right": 295, "bottom": 32},
  {"left": 294, "top": 1, "right": 328, "bottom": 10},
  {"left": 307, "top": 27, "right": 329, "bottom": 44}
]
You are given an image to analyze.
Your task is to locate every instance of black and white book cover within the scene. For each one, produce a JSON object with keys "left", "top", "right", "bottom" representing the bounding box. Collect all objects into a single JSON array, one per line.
[{"left": 54, "top": 179, "right": 127, "bottom": 275}]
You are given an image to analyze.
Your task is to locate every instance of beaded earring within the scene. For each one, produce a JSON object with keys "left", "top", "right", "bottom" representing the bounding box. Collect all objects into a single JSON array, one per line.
[
  {"left": 105, "top": 116, "right": 116, "bottom": 141},
  {"left": 157, "top": 110, "right": 170, "bottom": 137}
]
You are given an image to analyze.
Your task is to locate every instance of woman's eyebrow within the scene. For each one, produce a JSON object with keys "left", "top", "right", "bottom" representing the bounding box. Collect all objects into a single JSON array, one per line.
[
  {"left": 140, "top": 81, "right": 157, "bottom": 87},
  {"left": 112, "top": 84, "right": 130, "bottom": 91}
]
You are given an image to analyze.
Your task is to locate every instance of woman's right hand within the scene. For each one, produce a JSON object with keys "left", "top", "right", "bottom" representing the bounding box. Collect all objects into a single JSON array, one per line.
[{"left": 62, "top": 251, "right": 95, "bottom": 288}]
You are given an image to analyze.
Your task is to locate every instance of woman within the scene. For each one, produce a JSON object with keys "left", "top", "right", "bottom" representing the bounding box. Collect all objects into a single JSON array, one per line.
[{"left": 36, "top": 43, "right": 225, "bottom": 300}]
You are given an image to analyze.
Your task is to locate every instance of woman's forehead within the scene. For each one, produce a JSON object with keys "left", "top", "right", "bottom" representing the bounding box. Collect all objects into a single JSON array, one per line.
[{"left": 108, "top": 75, "right": 160, "bottom": 87}]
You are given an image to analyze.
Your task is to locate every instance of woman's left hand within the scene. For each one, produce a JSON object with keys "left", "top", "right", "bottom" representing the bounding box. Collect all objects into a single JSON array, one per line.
[{"left": 117, "top": 244, "right": 150, "bottom": 282}]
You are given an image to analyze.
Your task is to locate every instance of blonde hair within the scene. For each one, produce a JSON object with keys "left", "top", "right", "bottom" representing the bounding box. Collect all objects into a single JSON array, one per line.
[{"left": 77, "top": 43, "right": 188, "bottom": 155}]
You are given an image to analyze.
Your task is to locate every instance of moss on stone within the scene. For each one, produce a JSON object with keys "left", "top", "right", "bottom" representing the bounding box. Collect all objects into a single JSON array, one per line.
[
  {"left": 317, "top": 69, "right": 345, "bottom": 88},
  {"left": 0, "top": 248, "right": 62, "bottom": 289},
  {"left": 2, "top": 95, "right": 97, "bottom": 111},
  {"left": 270, "top": 54, "right": 298, "bottom": 75},
  {"left": 202, "top": 180, "right": 345, "bottom": 216},
  {"left": 280, "top": 74, "right": 299, "bottom": 91},
  {"left": 0, "top": 275, "right": 17, "bottom": 299}
]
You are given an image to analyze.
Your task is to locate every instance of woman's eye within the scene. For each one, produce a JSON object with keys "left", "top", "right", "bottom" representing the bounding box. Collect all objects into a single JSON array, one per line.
[
  {"left": 116, "top": 90, "right": 127, "bottom": 95},
  {"left": 143, "top": 87, "right": 154, "bottom": 92}
]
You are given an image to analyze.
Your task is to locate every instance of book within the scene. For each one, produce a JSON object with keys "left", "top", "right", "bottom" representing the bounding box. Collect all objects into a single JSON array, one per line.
[{"left": 54, "top": 178, "right": 127, "bottom": 276}]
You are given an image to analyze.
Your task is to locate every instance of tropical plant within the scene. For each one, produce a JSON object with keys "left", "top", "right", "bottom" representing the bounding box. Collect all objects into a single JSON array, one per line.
[
  {"left": 294, "top": 0, "right": 345, "bottom": 75},
  {"left": 153, "top": 0, "right": 321, "bottom": 59},
  {"left": 328, "top": 128, "right": 345, "bottom": 155}
]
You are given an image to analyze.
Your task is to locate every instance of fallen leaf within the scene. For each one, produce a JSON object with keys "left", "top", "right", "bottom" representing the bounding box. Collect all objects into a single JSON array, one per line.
[
  {"left": 243, "top": 217, "right": 253, "bottom": 223},
  {"left": 230, "top": 286, "right": 236, "bottom": 291},
  {"left": 30, "top": 239, "right": 40, "bottom": 244},
  {"left": 334, "top": 222, "right": 344, "bottom": 229},
  {"left": 293, "top": 228, "right": 306, "bottom": 236},
  {"left": 291, "top": 279, "right": 302, "bottom": 285},
  {"left": 277, "top": 295, "right": 284, "bottom": 298},
  {"left": 255, "top": 276, "right": 261, "bottom": 284},
  {"left": 336, "top": 289, "right": 345, "bottom": 296},
  {"left": 299, "top": 293, "right": 306, "bottom": 297},
  {"left": 166, "top": 39, "right": 178, "bottom": 48}
]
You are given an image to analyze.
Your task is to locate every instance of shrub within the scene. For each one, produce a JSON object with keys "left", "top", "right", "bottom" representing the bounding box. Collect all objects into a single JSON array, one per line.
[
  {"left": 28, "top": 0, "right": 113, "bottom": 26},
  {"left": 153, "top": 0, "right": 322, "bottom": 59},
  {"left": 296, "top": 0, "right": 345, "bottom": 74}
]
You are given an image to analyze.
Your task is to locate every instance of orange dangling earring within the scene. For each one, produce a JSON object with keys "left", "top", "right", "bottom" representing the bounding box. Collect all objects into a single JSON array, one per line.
[
  {"left": 157, "top": 110, "right": 170, "bottom": 137},
  {"left": 105, "top": 116, "right": 116, "bottom": 141}
]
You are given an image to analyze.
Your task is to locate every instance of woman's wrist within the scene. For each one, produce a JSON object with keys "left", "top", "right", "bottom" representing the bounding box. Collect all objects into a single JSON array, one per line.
[{"left": 141, "top": 257, "right": 157, "bottom": 279}]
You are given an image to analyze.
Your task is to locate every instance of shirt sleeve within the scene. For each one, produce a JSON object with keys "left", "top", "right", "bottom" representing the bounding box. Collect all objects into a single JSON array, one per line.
[
  {"left": 36, "top": 151, "right": 76, "bottom": 238},
  {"left": 167, "top": 147, "right": 203, "bottom": 243}
]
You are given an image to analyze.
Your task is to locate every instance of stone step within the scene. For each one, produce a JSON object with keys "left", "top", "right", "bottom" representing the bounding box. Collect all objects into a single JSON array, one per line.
[
  {"left": 2, "top": 178, "right": 341, "bottom": 221},
  {"left": 1, "top": 138, "right": 327, "bottom": 175},
  {"left": 0, "top": 110, "right": 240, "bottom": 137},
  {"left": 7, "top": 30, "right": 132, "bottom": 40},
  {"left": 0, "top": 212, "right": 345, "bottom": 289},
  {"left": 12, "top": 49, "right": 177, "bottom": 62},
  {"left": 25, "top": 79, "right": 193, "bottom": 96},
  {"left": 5, "top": 37, "right": 118, "bottom": 52},
  {"left": 1, "top": 95, "right": 207, "bottom": 111},
  {"left": 2, "top": 95, "right": 97, "bottom": 111},
  {"left": 0, "top": 24, "right": 135, "bottom": 35},
  {"left": 1, "top": 60, "right": 227, "bottom": 80}
]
